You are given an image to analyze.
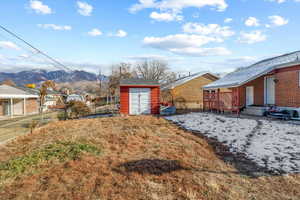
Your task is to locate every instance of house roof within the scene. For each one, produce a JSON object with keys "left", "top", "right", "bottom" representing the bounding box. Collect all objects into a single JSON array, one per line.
[
  {"left": 162, "top": 72, "right": 217, "bottom": 90},
  {"left": 204, "top": 51, "right": 300, "bottom": 89},
  {"left": 0, "top": 84, "right": 38, "bottom": 98},
  {"left": 120, "top": 79, "right": 160, "bottom": 86},
  {"left": 16, "top": 86, "right": 61, "bottom": 96}
]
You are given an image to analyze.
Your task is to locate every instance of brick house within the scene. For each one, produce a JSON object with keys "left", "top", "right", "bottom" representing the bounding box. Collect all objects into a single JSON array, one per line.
[
  {"left": 0, "top": 84, "right": 39, "bottom": 117},
  {"left": 203, "top": 51, "right": 300, "bottom": 116},
  {"left": 161, "top": 72, "right": 219, "bottom": 110}
]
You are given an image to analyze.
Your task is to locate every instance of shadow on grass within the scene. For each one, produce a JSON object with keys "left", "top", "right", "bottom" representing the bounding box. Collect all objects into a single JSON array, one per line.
[{"left": 114, "top": 159, "right": 190, "bottom": 175}]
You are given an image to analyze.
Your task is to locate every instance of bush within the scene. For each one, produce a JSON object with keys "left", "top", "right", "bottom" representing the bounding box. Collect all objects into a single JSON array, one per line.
[
  {"left": 57, "top": 112, "right": 67, "bottom": 121},
  {"left": 67, "top": 101, "right": 91, "bottom": 119}
]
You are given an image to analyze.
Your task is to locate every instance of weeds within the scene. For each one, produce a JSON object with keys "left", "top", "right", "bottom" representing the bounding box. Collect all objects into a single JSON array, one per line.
[{"left": 0, "top": 141, "right": 101, "bottom": 179}]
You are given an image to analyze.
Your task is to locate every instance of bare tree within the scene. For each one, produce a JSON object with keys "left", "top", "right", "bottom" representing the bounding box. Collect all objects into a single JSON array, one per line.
[
  {"left": 39, "top": 80, "right": 56, "bottom": 119},
  {"left": 107, "top": 63, "right": 135, "bottom": 104},
  {"left": 134, "top": 60, "right": 177, "bottom": 84},
  {"left": 134, "top": 60, "right": 168, "bottom": 80}
]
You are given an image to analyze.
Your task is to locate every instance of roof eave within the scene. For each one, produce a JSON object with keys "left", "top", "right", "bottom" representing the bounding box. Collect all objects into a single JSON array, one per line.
[
  {"left": 0, "top": 94, "right": 39, "bottom": 98},
  {"left": 204, "top": 61, "right": 300, "bottom": 90}
]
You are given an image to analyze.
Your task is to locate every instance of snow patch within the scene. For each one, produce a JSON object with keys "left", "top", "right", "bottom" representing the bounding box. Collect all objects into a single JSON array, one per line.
[{"left": 166, "top": 112, "right": 300, "bottom": 174}]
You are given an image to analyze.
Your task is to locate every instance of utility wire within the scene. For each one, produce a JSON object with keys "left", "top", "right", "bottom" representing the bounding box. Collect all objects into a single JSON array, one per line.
[{"left": 0, "top": 25, "right": 72, "bottom": 72}]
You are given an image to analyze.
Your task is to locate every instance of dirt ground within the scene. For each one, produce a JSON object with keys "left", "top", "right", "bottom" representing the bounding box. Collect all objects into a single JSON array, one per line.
[{"left": 0, "top": 116, "right": 299, "bottom": 200}]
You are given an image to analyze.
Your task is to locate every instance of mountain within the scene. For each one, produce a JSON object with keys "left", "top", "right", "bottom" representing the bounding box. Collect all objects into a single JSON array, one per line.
[{"left": 0, "top": 70, "right": 107, "bottom": 86}]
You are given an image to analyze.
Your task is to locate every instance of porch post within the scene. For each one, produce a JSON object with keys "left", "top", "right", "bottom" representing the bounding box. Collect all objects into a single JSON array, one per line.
[
  {"left": 23, "top": 98, "right": 26, "bottom": 116},
  {"left": 10, "top": 98, "right": 13, "bottom": 117}
]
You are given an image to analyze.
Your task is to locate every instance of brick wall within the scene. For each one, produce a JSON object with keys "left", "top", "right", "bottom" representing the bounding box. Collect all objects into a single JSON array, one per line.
[
  {"left": 26, "top": 98, "right": 39, "bottom": 114},
  {"left": 236, "top": 65, "right": 300, "bottom": 108},
  {"left": 238, "top": 76, "right": 265, "bottom": 107},
  {"left": 275, "top": 65, "right": 300, "bottom": 107}
]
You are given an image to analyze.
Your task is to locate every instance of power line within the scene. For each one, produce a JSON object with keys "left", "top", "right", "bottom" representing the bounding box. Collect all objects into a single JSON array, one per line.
[{"left": 0, "top": 24, "right": 72, "bottom": 72}]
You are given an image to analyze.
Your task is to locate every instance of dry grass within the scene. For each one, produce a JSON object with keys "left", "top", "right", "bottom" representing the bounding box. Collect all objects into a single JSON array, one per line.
[{"left": 0, "top": 116, "right": 299, "bottom": 200}]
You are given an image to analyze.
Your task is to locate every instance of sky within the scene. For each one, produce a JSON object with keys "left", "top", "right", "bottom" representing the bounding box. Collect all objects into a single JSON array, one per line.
[{"left": 0, "top": 0, "right": 299, "bottom": 75}]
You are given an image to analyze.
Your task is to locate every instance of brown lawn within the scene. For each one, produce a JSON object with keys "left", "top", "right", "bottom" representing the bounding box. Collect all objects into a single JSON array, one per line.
[{"left": 0, "top": 116, "right": 299, "bottom": 200}]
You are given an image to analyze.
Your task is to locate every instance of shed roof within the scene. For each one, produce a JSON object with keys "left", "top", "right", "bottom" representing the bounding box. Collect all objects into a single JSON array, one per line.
[
  {"left": 0, "top": 84, "right": 38, "bottom": 98},
  {"left": 203, "top": 51, "right": 300, "bottom": 89},
  {"left": 120, "top": 79, "right": 160, "bottom": 86},
  {"left": 162, "top": 71, "right": 217, "bottom": 90}
]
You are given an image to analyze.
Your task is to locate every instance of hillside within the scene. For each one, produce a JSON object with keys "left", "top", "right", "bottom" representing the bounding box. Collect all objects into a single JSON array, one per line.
[
  {"left": 0, "top": 69, "right": 106, "bottom": 85},
  {"left": 0, "top": 116, "right": 299, "bottom": 200}
]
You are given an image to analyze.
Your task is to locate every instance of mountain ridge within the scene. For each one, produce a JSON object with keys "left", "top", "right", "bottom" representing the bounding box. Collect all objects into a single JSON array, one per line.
[{"left": 0, "top": 69, "right": 106, "bottom": 86}]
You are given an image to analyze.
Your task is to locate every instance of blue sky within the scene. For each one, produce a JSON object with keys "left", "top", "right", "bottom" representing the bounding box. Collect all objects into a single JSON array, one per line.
[{"left": 0, "top": 0, "right": 299, "bottom": 75}]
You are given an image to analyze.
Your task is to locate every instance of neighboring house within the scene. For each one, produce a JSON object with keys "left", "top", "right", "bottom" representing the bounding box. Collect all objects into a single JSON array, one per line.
[
  {"left": 161, "top": 72, "right": 219, "bottom": 110},
  {"left": 203, "top": 51, "right": 300, "bottom": 115},
  {"left": 18, "top": 86, "right": 62, "bottom": 111},
  {"left": 0, "top": 84, "right": 39, "bottom": 117},
  {"left": 66, "top": 94, "right": 85, "bottom": 102},
  {"left": 120, "top": 79, "right": 160, "bottom": 115}
]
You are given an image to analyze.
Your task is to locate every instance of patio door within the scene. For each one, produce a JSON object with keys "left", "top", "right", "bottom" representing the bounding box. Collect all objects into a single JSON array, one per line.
[
  {"left": 265, "top": 76, "right": 275, "bottom": 105},
  {"left": 246, "top": 86, "right": 254, "bottom": 106}
]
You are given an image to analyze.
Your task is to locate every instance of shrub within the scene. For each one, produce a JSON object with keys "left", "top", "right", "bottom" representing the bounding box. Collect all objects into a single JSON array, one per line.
[
  {"left": 57, "top": 112, "right": 67, "bottom": 121},
  {"left": 67, "top": 101, "right": 91, "bottom": 119}
]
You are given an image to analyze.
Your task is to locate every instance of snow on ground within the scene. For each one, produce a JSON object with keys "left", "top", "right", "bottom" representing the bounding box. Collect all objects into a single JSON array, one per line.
[{"left": 165, "top": 112, "right": 300, "bottom": 174}]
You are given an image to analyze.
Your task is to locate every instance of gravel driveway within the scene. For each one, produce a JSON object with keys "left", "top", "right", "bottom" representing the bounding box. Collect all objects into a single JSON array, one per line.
[{"left": 166, "top": 112, "right": 300, "bottom": 174}]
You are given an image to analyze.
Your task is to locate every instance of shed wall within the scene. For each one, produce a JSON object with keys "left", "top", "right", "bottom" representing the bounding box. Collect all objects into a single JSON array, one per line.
[{"left": 120, "top": 85, "right": 160, "bottom": 115}]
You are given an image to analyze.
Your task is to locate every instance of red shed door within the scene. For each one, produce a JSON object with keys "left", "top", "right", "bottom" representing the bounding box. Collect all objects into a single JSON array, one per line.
[{"left": 129, "top": 88, "right": 151, "bottom": 115}]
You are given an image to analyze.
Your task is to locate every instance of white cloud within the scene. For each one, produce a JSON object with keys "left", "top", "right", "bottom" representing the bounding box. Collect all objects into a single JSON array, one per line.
[
  {"left": 77, "top": 1, "right": 93, "bottom": 16},
  {"left": 267, "top": 0, "right": 300, "bottom": 3},
  {"left": 38, "top": 24, "right": 72, "bottom": 31},
  {"left": 224, "top": 18, "right": 233, "bottom": 23},
  {"left": 182, "top": 23, "right": 235, "bottom": 38},
  {"left": 125, "top": 54, "right": 183, "bottom": 61},
  {"left": 29, "top": 0, "right": 52, "bottom": 15},
  {"left": 0, "top": 41, "right": 21, "bottom": 50},
  {"left": 245, "top": 17, "right": 260, "bottom": 27},
  {"left": 268, "top": 15, "right": 289, "bottom": 27},
  {"left": 88, "top": 29, "right": 102, "bottom": 36},
  {"left": 169, "top": 47, "right": 231, "bottom": 56},
  {"left": 143, "top": 34, "right": 231, "bottom": 56},
  {"left": 267, "top": 0, "right": 286, "bottom": 3},
  {"left": 109, "top": 30, "right": 128, "bottom": 38},
  {"left": 238, "top": 30, "right": 267, "bottom": 44},
  {"left": 150, "top": 11, "right": 183, "bottom": 22},
  {"left": 116, "top": 30, "right": 128, "bottom": 37},
  {"left": 130, "top": 0, "right": 228, "bottom": 13}
]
